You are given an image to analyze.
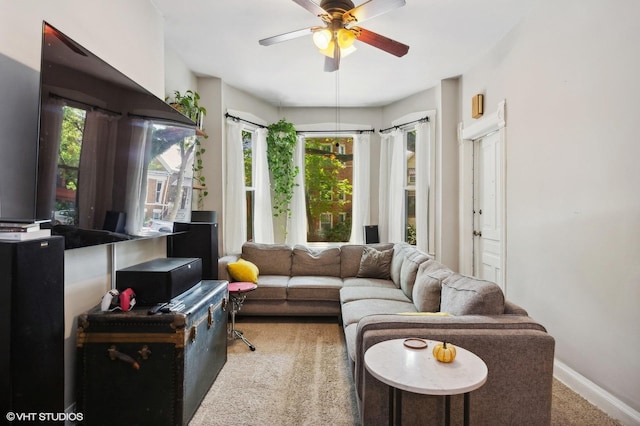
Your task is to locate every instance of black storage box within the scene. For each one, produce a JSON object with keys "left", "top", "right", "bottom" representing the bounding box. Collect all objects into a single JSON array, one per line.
[
  {"left": 116, "top": 257, "right": 202, "bottom": 306},
  {"left": 76, "top": 280, "right": 228, "bottom": 426}
]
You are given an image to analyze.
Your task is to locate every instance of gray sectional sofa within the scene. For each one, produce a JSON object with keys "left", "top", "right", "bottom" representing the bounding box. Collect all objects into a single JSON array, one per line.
[{"left": 218, "top": 242, "right": 555, "bottom": 425}]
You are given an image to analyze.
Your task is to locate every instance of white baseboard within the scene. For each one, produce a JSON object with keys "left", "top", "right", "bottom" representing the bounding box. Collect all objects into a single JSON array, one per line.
[{"left": 554, "top": 359, "right": 640, "bottom": 426}]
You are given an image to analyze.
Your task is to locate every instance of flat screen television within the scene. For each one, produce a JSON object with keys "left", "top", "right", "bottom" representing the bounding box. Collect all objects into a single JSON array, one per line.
[{"left": 36, "top": 22, "right": 197, "bottom": 249}]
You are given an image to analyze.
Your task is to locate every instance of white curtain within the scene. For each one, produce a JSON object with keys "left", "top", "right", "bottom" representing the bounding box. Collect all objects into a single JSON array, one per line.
[
  {"left": 124, "top": 119, "right": 152, "bottom": 236},
  {"left": 223, "top": 120, "right": 247, "bottom": 254},
  {"left": 383, "top": 129, "right": 404, "bottom": 243},
  {"left": 78, "top": 111, "right": 119, "bottom": 230},
  {"left": 349, "top": 132, "right": 371, "bottom": 243},
  {"left": 286, "top": 134, "right": 307, "bottom": 245},
  {"left": 378, "top": 132, "right": 391, "bottom": 242},
  {"left": 253, "top": 127, "right": 274, "bottom": 243},
  {"left": 36, "top": 98, "right": 65, "bottom": 218},
  {"left": 414, "top": 121, "right": 430, "bottom": 253}
]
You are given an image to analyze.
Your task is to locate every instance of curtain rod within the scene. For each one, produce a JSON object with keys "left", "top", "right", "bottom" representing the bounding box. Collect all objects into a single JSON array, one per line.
[
  {"left": 225, "top": 113, "right": 374, "bottom": 134},
  {"left": 225, "top": 112, "right": 267, "bottom": 129},
  {"left": 298, "top": 129, "right": 375, "bottom": 135},
  {"left": 50, "top": 93, "right": 122, "bottom": 117},
  {"left": 379, "top": 116, "right": 429, "bottom": 134}
]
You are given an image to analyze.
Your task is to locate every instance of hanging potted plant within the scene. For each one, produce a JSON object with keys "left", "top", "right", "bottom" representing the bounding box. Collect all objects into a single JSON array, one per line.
[
  {"left": 267, "top": 118, "right": 299, "bottom": 222},
  {"left": 166, "top": 90, "right": 208, "bottom": 209}
]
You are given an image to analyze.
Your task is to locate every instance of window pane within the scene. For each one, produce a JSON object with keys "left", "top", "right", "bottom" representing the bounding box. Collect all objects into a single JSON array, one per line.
[
  {"left": 242, "top": 130, "right": 253, "bottom": 187},
  {"left": 405, "top": 189, "right": 416, "bottom": 245},
  {"left": 406, "top": 130, "right": 416, "bottom": 186},
  {"left": 305, "top": 137, "right": 353, "bottom": 242},
  {"left": 246, "top": 190, "right": 254, "bottom": 242}
]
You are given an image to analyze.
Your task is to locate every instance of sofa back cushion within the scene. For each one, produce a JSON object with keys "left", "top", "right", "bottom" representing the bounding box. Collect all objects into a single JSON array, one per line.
[
  {"left": 390, "top": 243, "right": 413, "bottom": 286},
  {"left": 412, "top": 260, "right": 454, "bottom": 312},
  {"left": 399, "top": 251, "right": 431, "bottom": 298},
  {"left": 440, "top": 273, "right": 505, "bottom": 315},
  {"left": 292, "top": 245, "right": 341, "bottom": 277},
  {"left": 242, "top": 242, "right": 292, "bottom": 276},
  {"left": 340, "top": 244, "right": 394, "bottom": 278}
]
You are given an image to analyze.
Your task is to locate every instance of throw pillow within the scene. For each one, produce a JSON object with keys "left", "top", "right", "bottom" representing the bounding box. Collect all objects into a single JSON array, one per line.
[
  {"left": 227, "top": 258, "right": 259, "bottom": 284},
  {"left": 356, "top": 247, "right": 393, "bottom": 279}
]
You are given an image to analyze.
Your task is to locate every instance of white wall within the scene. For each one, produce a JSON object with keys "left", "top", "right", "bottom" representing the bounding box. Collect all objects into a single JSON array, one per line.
[
  {"left": 0, "top": 0, "right": 188, "bottom": 409},
  {"left": 460, "top": 0, "right": 640, "bottom": 420}
]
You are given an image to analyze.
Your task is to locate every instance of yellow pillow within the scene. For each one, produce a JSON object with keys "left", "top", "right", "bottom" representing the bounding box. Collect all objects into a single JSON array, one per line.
[{"left": 227, "top": 258, "right": 259, "bottom": 284}]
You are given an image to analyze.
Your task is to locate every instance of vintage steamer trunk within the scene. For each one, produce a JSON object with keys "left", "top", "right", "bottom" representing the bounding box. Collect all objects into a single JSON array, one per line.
[{"left": 76, "top": 280, "right": 228, "bottom": 426}]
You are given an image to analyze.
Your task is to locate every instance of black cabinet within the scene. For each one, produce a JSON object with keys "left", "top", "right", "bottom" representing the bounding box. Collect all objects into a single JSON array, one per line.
[
  {"left": 168, "top": 222, "right": 219, "bottom": 280},
  {"left": 0, "top": 236, "right": 65, "bottom": 415}
]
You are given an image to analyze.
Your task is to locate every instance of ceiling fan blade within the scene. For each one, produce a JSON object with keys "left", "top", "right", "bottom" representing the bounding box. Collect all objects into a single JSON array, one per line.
[
  {"left": 354, "top": 27, "right": 409, "bottom": 57},
  {"left": 324, "top": 43, "right": 341, "bottom": 72},
  {"left": 291, "top": 0, "right": 330, "bottom": 20},
  {"left": 259, "top": 27, "right": 316, "bottom": 46},
  {"left": 344, "top": 0, "right": 406, "bottom": 25}
]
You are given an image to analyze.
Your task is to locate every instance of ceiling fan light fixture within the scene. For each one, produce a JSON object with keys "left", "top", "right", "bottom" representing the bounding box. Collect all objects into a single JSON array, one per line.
[
  {"left": 336, "top": 28, "right": 356, "bottom": 49},
  {"left": 313, "top": 29, "right": 333, "bottom": 50},
  {"left": 319, "top": 41, "right": 356, "bottom": 58},
  {"left": 318, "top": 40, "right": 336, "bottom": 57}
]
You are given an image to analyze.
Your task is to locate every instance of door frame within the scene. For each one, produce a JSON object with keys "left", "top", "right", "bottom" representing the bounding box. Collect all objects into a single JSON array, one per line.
[{"left": 457, "top": 100, "right": 507, "bottom": 293}]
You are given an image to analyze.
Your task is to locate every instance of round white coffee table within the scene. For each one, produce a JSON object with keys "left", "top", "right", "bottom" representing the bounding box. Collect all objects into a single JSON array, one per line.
[{"left": 365, "top": 338, "right": 488, "bottom": 426}]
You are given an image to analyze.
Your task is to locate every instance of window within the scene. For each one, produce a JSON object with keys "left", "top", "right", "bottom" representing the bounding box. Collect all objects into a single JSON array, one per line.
[
  {"left": 304, "top": 137, "right": 353, "bottom": 242},
  {"left": 154, "top": 181, "right": 164, "bottom": 203},
  {"left": 319, "top": 213, "right": 333, "bottom": 232},
  {"left": 242, "top": 130, "right": 255, "bottom": 241},
  {"left": 404, "top": 129, "right": 417, "bottom": 245}
]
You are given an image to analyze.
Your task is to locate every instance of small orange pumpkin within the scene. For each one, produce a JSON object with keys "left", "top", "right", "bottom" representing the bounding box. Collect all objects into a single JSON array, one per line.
[{"left": 433, "top": 341, "right": 457, "bottom": 363}]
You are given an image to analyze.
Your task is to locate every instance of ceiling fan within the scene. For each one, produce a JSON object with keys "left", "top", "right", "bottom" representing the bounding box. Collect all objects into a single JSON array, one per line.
[{"left": 259, "top": 0, "right": 409, "bottom": 72}]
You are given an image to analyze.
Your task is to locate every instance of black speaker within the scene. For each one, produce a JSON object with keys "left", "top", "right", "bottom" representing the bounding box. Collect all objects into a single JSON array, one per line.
[
  {"left": 168, "top": 222, "right": 219, "bottom": 280},
  {"left": 103, "top": 210, "right": 126, "bottom": 233},
  {"left": 364, "top": 225, "right": 380, "bottom": 244},
  {"left": 0, "top": 236, "right": 65, "bottom": 415},
  {"left": 190, "top": 210, "right": 217, "bottom": 223}
]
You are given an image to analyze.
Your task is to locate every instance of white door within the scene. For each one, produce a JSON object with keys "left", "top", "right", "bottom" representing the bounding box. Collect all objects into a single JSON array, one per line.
[{"left": 473, "top": 131, "right": 504, "bottom": 289}]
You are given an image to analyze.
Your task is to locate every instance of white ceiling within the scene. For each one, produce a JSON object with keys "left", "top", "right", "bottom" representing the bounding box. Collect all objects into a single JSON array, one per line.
[{"left": 151, "top": 0, "right": 534, "bottom": 108}]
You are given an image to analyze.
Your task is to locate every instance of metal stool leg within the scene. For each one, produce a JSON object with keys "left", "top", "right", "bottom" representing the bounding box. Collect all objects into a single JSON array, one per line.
[{"left": 228, "top": 293, "right": 256, "bottom": 351}]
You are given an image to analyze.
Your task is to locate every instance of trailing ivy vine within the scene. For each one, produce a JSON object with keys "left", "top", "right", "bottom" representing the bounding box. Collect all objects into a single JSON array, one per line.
[
  {"left": 267, "top": 118, "right": 299, "bottom": 220},
  {"left": 166, "top": 90, "right": 208, "bottom": 208}
]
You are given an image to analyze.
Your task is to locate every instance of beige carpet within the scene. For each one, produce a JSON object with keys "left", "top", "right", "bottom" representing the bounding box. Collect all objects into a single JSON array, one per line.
[{"left": 190, "top": 317, "right": 621, "bottom": 426}]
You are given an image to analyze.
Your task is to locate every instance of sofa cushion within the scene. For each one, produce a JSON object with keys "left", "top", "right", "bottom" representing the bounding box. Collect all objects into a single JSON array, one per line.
[
  {"left": 340, "top": 286, "right": 411, "bottom": 305},
  {"left": 343, "top": 323, "right": 359, "bottom": 363},
  {"left": 440, "top": 273, "right": 505, "bottom": 315},
  {"left": 248, "top": 275, "right": 289, "bottom": 300},
  {"left": 340, "top": 243, "right": 394, "bottom": 278},
  {"left": 287, "top": 276, "right": 343, "bottom": 302},
  {"left": 291, "top": 245, "right": 341, "bottom": 277},
  {"left": 227, "top": 258, "right": 259, "bottom": 283},
  {"left": 242, "top": 243, "right": 292, "bottom": 276},
  {"left": 399, "top": 250, "right": 430, "bottom": 298},
  {"left": 390, "top": 243, "right": 413, "bottom": 286},
  {"left": 357, "top": 246, "right": 394, "bottom": 279},
  {"left": 412, "top": 260, "right": 454, "bottom": 312},
  {"left": 341, "top": 299, "right": 417, "bottom": 327},
  {"left": 342, "top": 277, "right": 397, "bottom": 289}
]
